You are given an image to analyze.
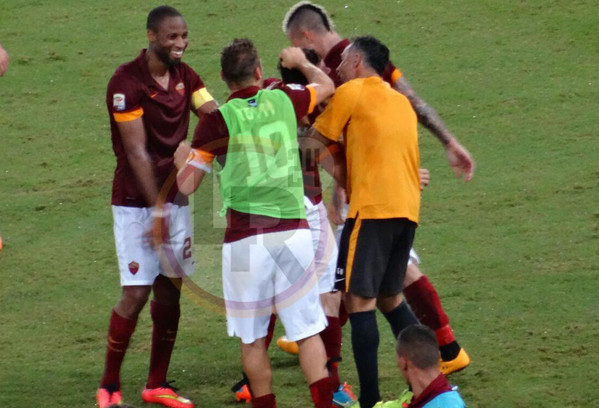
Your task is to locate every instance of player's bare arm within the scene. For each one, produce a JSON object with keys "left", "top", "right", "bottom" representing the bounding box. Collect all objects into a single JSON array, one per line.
[
  {"left": 301, "top": 128, "right": 346, "bottom": 188},
  {"left": 394, "top": 75, "right": 475, "bottom": 181},
  {"left": 280, "top": 47, "right": 334, "bottom": 105},
  {"left": 174, "top": 141, "right": 207, "bottom": 195},
  {"left": 117, "top": 118, "right": 160, "bottom": 206},
  {"left": 0, "top": 44, "right": 9, "bottom": 76},
  {"left": 419, "top": 168, "right": 430, "bottom": 190},
  {"left": 193, "top": 99, "right": 219, "bottom": 118},
  {"left": 329, "top": 182, "right": 347, "bottom": 225}
]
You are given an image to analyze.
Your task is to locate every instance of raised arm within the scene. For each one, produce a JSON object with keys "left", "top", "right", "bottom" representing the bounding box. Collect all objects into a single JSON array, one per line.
[
  {"left": 280, "top": 47, "right": 335, "bottom": 105},
  {"left": 394, "top": 75, "right": 474, "bottom": 181}
]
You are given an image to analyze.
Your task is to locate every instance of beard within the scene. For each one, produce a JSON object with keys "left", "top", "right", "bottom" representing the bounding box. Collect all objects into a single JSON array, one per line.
[{"left": 156, "top": 47, "right": 181, "bottom": 67}]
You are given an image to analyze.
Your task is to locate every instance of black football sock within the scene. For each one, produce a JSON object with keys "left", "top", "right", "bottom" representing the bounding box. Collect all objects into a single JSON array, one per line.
[
  {"left": 440, "top": 340, "right": 462, "bottom": 361},
  {"left": 382, "top": 301, "right": 419, "bottom": 339},
  {"left": 350, "top": 311, "right": 380, "bottom": 408}
]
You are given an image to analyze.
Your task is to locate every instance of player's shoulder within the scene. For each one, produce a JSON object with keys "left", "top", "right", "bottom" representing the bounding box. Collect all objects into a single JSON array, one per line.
[
  {"left": 264, "top": 77, "right": 282, "bottom": 89},
  {"left": 423, "top": 390, "right": 466, "bottom": 408},
  {"left": 334, "top": 78, "right": 365, "bottom": 97},
  {"left": 109, "top": 57, "right": 143, "bottom": 88}
]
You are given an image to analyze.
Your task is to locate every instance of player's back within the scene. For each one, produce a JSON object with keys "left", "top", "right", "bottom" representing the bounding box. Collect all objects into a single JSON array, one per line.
[{"left": 216, "top": 88, "right": 305, "bottom": 220}]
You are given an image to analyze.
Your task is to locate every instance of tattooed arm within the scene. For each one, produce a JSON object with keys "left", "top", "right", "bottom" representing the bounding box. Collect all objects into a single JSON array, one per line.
[{"left": 394, "top": 75, "right": 475, "bottom": 181}]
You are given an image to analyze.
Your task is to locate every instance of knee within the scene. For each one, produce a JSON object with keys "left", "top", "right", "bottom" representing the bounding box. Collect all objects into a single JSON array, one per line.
[
  {"left": 117, "top": 286, "right": 151, "bottom": 318},
  {"left": 320, "top": 291, "right": 342, "bottom": 316},
  {"left": 403, "top": 264, "right": 423, "bottom": 287},
  {"left": 376, "top": 293, "right": 404, "bottom": 313},
  {"left": 153, "top": 276, "right": 181, "bottom": 305}
]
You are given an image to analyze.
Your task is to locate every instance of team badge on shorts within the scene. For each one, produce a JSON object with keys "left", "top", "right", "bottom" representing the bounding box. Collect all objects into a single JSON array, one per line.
[
  {"left": 113, "top": 93, "right": 126, "bottom": 111},
  {"left": 175, "top": 82, "right": 185, "bottom": 95},
  {"left": 128, "top": 261, "right": 139, "bottom": 275}
]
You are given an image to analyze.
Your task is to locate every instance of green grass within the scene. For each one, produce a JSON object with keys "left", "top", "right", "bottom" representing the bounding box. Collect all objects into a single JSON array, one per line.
[{"left": 1, "top": 0, "right": 598, "bottom": 407}]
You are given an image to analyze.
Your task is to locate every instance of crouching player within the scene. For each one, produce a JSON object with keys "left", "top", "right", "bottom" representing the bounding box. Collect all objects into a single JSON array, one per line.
[
  {"left": 174, "top": 39, "right": 337, "bottom": 408},
  {"left": 388, "top": 325, "right": 466, "bottom": 408}
]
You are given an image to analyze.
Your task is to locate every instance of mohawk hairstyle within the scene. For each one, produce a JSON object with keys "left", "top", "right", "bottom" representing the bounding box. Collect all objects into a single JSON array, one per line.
[{"left": 282, "top": 1, "right": 335, "bottom": 34}]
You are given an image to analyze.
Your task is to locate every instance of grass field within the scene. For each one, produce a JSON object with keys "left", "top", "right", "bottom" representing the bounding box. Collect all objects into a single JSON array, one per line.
[{"left": 1, "top": 0, "right": 598, "bottom": 407}]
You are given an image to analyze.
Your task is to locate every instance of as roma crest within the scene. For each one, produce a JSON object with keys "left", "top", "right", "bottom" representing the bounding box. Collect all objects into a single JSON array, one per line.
[{"left": 128, "top": 261, "right": 140, "bottom": 275}]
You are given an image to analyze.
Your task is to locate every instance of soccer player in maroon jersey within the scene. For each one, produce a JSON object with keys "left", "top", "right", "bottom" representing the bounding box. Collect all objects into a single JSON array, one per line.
[
  {"left": 228, "top": 50, "right": 357, "bottom": 407},
  {"left": 282, "top": 0, "right": 472, "bottom": 378},
  {"left": 174, "top": 39, "right": 337, "bottom": 408},
  {"left": 97, "top": 6, "right": 217, "bottom": 408}
]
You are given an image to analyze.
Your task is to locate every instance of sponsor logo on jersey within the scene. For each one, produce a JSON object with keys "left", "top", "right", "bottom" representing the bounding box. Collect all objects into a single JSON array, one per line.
[
  {"left": 285, "top": 84, "right": 305, "bottom": 91},
  {"left": 175, "top": 82, "right": 185, "bottom": 95},
  {"left": 128, "top": 261, "right": 139, "bottom": 274},
  {"left": 113, "top": 93, "right": 126, "bottom": 111},
  {"left": 248, "top": 98, "right": 257, "bottom": 107}
]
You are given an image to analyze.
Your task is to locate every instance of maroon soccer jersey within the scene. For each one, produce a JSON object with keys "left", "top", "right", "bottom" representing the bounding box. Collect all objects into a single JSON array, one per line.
[
  {"left": 191, "top": 84, "right": 314, "bottom": 243},
  {"left": 408, "top": 373, "right": 453, "bottom": 408},
  {"left": 107, "top": 49, "right": 207, "bottom": 207},
  {"left": 265, "top": 78, "right": 323, "bottom": 204}
]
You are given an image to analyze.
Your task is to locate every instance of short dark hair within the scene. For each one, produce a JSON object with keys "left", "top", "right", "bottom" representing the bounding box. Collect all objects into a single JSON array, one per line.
[
  {"left": 283, "top": 1, "right": 334, "bottom": 35},
  {"left": 350, "top": 36, "right": 389, "bottom": 76},
  {"left": 220, "top": 38, "right": 260, "bottom": 85},
  {"left": 146, "top": 5, "right": 182, "bottom": 32},
  {"left": 278, "top": 48, "right": 320, "bottom": 85},
  {"left": 396, "top": 325, "right": 440, "bottom": 370}
]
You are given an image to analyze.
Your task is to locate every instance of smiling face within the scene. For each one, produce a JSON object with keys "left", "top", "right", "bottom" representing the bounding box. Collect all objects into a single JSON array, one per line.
[{"left": 148, "top": 16, "right": 188, "bottom": 67}]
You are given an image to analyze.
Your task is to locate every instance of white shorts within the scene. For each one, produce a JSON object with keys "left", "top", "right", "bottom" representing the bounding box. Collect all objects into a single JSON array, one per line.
[
  {"left": 304, "top": 197, "right": 338, "bottom": 294},
  {"left": 112, "top": 204, "right": 195, "bottom": 286},
  {"left": 222, "top": 229, "right": 327, "bottom": 344},
  {"left": 335, "top": 203, "right": 420, "bottom": 267},
  {"left": 334, "top": 202, "right": 349, "bottom": 246},
  {"left": 408, "top": 248, "right": 420, "bottom": 266}
]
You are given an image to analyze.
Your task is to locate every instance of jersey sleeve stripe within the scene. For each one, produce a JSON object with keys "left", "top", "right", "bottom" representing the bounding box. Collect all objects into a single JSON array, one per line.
[
  {"left": 187, "top": 148, "right": 215, "bottom": 173},
  {"left": 306, "top": 85, "right": 317, "bottom": 114},
  {"left": 191, "top": 87, "right": 215, "bottom": 110},
  {"left": 113, "top": 108, "right": 144, "bottom": 122},
  {"left": 391, "top": 68, "right": 402, "bottom": 84}
]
